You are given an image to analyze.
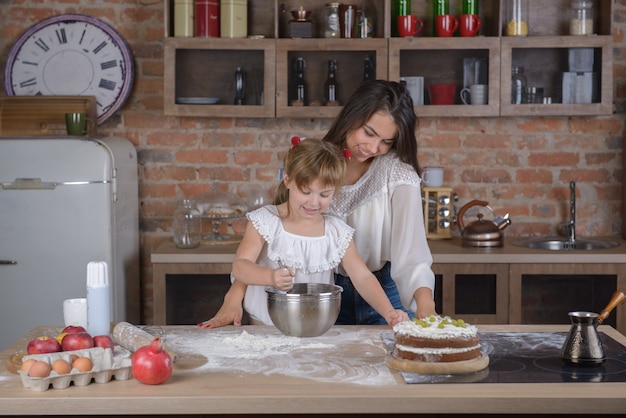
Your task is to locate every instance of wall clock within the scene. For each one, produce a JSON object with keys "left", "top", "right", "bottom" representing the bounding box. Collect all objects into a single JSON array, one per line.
[{"left": 4, "top": 14, "right": 134, "bottom": 125}]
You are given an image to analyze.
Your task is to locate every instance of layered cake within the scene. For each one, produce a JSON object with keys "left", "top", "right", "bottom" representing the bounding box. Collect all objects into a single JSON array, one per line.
[{"left": 386, "top": 316, "right": 488, "bottom": 375}]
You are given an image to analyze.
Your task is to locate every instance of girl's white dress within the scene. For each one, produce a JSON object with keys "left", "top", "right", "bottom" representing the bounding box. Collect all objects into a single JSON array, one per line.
[
  {"left": 326, "top": 152, "right": 435, "bottom": 312},
  {"left": 237, "top": 205, "right": 354, "bottom": 325}
]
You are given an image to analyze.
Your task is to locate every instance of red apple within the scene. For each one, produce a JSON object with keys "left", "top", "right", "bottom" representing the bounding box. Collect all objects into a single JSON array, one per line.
[
  {"left": 93, "top": 335, "right": 114, "bottom": 350},
  {"left": 61, "top": 332, "right": 94, "bottom": 351},
  {"left": 62, "top": 325, "right": 87, "bottom": 334},
  {"left": 27, "top": 336, "right": 62, "bottom": 355}
]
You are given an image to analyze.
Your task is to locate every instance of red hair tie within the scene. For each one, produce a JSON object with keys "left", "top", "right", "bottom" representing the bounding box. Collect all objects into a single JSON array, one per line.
[
  {"left": 290, "top": 136, "right": 301, "bottom": 149},
  {"left": 343, "top": 149, "right": 352, "bottom": 160}
]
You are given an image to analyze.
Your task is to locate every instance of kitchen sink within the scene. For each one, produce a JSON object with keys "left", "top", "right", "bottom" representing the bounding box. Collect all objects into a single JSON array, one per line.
[{"left": 513, "top": 237, "right": 620, "bottom": 251}]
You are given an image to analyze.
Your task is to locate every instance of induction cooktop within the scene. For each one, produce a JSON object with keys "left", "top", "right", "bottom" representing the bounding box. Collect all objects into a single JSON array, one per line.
[{"left": 384, "top": 332, "right": 626, "bottom": 384}]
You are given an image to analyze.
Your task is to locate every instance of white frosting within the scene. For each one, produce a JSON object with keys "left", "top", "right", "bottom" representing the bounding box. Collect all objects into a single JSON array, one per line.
[
  {"left": 393, "top": 316, "right": 478, "bottom": 339},
  {"left": 395, "top": 344, "right": 481, "bottom": 355}
]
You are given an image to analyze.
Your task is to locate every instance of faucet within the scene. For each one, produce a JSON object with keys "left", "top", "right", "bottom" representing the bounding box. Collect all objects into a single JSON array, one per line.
[{"left": 564, "top": 181, "right": 576, "bottom": 242}]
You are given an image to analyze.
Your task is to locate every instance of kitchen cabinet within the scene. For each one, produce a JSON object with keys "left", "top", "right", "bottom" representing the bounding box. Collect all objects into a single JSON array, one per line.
[
  {"left": 509, "top": 263, "right": 626, "bottom": 326},
  {"left": 151, "top": 240, "right": 236, "bottom": 324},
  {"left": 429, "top": 238, "right": 626, "bottom": 335},
  {"left": 433, "top": 263, "right": 509, "bottom": 325},
  {"left": 163, "top": 0, "right": 613, "bottom": 118},
  {"left": 151, "top": 238, "right": 626, "bottom": 335}
]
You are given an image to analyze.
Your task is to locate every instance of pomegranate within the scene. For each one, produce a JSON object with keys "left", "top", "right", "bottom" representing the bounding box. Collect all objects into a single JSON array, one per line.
[{"left": 131, "top": 337, "right": 173, "bottom": 385}]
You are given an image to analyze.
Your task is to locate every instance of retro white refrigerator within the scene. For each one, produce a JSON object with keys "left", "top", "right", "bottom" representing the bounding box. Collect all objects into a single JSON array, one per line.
[{"left": 0, "top": 136, "right": 140, "bottom": 351}]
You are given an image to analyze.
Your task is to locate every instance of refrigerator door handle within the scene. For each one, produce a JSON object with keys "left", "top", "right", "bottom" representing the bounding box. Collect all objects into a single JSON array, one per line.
[
  {"left": 1, "top": 178, "right": 111, "bottom": 190},
  {"left": 0, "top": 260, "right": 17, "bottom": 265}
]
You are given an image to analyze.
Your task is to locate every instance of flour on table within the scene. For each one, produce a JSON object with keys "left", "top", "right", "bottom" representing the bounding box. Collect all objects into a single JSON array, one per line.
[{"left": 164, "top": 327, "right": 396, "bottom": 386}]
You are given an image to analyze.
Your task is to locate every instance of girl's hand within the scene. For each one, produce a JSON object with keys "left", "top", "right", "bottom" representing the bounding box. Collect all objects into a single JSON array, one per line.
[
  {"left": 385, "top": 309, "right": 410, "bottom": 327},
  {"left": 198, "top": 286, "right": 245, "bottom": 329},
  {"left": 272, "top": 267, "right": 294, "bottom": 291},
  {"left": 198, "top": 304, "right": 243, "bottom": 329}
]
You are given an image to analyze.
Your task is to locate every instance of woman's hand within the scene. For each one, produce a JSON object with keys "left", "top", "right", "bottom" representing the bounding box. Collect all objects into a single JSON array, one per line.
[
  {"left": 384, "top": 309, "right": 410, "bottom": 327},
  {"left": 415, "top": 298, "right": 437, "bottom": 319},
  {"left": 414, "top": 287, "right": 437, "bottom": 319},
  {"left": 271, "top": 267, "right": 294, "bottom": 291}
]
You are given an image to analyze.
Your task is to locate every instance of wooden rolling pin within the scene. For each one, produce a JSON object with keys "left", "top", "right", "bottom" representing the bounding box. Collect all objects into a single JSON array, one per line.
[{"left": 112, "top": 322, "right": 178, "bottom": 362}]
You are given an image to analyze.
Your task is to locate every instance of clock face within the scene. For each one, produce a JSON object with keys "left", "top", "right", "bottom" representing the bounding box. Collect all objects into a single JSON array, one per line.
[{"left": 4, "top": 14, "right": 134, "bottom": 125}]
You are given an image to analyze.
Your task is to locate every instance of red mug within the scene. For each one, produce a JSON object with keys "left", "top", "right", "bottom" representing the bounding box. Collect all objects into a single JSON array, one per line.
[
  {"left": 436, "top": 14, "right": 459, "bottom": 37},
  {"left": 459, "top": 14, "right": 481, "bottom": 37},
  {"left": 397, "top": 15, "right": 424, "bottom": 37},
  {"left": 429, "top": 83, "right": 457, "bottom": 105}
]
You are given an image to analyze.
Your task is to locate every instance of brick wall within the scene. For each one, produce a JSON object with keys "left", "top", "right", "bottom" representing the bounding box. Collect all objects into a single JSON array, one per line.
[{"left": 1, "top": 0, "right": 624, "bottom": 323}]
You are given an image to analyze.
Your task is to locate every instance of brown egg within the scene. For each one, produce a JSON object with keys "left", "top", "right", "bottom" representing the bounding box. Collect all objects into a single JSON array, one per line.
[
  {"left": 27, "top": 360, "right": 51, "bottom": 378},
  {"left": 21, "top": 358, "right": 36, "bottom": 373},
  {"left": 69, "top": 353, "right": 79, "bottom": 363},
  {"left": 72, "top": 356, "right": 93, "bottom": 372},
  {"left": 51, "top": 358, "right": 72, "bottom": 375}
]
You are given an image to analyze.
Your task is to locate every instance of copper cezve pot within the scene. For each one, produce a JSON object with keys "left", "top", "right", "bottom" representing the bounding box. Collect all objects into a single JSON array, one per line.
[
  {"left": 457, "top": 199, "right": 511, "bottom": 248},
  {"left": 560, "top": 290, "right": 626, "bottom": 365}
]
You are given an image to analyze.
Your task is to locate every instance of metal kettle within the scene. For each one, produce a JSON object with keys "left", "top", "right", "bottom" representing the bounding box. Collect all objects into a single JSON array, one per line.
[
  {"left": 456, "top": 199, "right": 511, "bottom": 248},
  {"left": 560, "top": 290, "right": 625, "bottom": 364}
]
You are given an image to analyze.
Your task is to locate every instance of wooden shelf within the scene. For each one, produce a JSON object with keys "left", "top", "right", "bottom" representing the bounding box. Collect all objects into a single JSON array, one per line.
[{"left": 163, "top": 0, "right": 614, "bottom": 118}]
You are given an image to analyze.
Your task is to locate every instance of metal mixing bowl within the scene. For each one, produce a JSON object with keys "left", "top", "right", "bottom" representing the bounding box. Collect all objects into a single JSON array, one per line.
[{"left": 266, "top": 283, "right": 343, "bottom": 337}]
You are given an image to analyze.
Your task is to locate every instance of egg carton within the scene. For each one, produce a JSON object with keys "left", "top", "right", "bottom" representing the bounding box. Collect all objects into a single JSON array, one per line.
[{"left": 19, "top": 346, "right": 132, "bottom": 392}]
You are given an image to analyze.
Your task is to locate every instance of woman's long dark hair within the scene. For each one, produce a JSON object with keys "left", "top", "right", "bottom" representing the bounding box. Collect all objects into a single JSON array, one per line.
[{"left": 322, "top": 80, "right": 420, "bottom": 174}]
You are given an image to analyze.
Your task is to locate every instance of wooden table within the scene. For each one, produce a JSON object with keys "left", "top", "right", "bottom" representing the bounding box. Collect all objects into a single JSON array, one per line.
[{"left": 2, "top": 324, "right": 626, "bottom": 416}]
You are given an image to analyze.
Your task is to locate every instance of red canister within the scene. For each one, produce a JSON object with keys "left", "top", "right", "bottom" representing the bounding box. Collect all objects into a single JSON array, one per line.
[{"left": 195, "top": 0, "right": 220, "bottom": 37}]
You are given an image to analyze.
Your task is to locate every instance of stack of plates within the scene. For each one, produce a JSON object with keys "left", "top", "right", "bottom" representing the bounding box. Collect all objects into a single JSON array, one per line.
[{"left": 176, "top": 97, "right": 219, "bottom": 105}]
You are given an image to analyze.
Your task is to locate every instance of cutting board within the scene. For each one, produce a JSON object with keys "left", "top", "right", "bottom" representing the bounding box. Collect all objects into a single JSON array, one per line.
[{"left": 386, "top": 352, "right": 490, "bottom": 375}]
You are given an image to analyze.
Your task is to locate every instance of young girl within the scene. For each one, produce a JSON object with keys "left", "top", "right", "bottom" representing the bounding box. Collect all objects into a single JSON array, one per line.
[{"left": 230, "top": 137, "right": 409, "bottom": 327}]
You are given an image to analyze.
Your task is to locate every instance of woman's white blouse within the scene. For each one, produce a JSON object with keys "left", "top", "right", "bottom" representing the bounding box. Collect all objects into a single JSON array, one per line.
[
  {"left": 327, "top": 152, "right": 435, "bottom": 312},
  {"left": 238, "top": 205, "right": 354, "bottom": 325}
]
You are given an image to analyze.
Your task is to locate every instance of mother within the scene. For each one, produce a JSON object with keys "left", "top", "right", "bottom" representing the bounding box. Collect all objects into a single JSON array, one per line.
[{"left": 199, "top": 80, "right": 436, "bottom": 327}]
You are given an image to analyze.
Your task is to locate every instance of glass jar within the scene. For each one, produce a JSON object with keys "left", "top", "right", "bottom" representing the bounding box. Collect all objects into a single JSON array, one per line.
[
  {"left": 325, "top": 3, "right": 340, "bottom": 38},
  {"left": 173, "top": 199, "right": 201, "bottom": 249},
  {"left": 505, "top": 0, "right": 529, "bottom": 36},
  {"left": 511, "top": 66, "right": 527, "bottom": 105},
  {"left": 570, "top": 0, "right": 594, "bottom": 35}
]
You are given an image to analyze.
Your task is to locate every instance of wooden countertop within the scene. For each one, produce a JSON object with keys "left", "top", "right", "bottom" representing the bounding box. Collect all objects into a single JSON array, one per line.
[
  {"left": 2, "top": 324, "right": 626, "bottom": 416},
  {"left": 151, "top": 237, "right": 626, "bottom": 264}
]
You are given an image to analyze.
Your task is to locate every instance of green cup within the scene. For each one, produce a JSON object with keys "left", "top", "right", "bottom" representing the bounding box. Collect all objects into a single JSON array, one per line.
[{"left": 65, "top": 112, "right": 94, "bottom": 136}]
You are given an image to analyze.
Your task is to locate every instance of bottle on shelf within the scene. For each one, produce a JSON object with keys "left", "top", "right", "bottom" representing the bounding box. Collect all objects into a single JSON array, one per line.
[
  {"left": 511, "top": 66, "right": 527, "bottom": 105},
  {"left": 324, "top": 60, "right": 339, "bottom": 106},
  {"left": 462, "top": 0, "right": 478, "bottom": 15},
  {"left": 173, "top": 199, "right": 201, "bottom": 249},
  {"left": 570, "top": 0, "right": 594, "bottom": 35},
  {"left": 234, "top": 67, "right": 246, "bottom": 105},
  {"left": 356, "top": 9, "right": 374, "bottom": 38},
  {"left": 504, "top": 0, "right": 529, "bottom": 36},
  {"left": 392, "top": 0, "right": 411, "bottom": 37},
  {"left": 363, "top": 55, "right": 375, "bottom": 82},
  {"left": 433, "top": 0, "right": 450, "bottom": 36},
  {"left": 293, "top": 57, "right": 307, "bottom": 106}
]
